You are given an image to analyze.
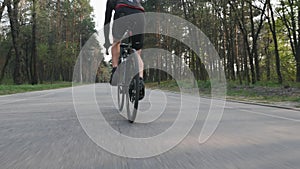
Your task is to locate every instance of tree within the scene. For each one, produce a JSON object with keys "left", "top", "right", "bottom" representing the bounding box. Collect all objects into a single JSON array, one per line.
[
  {"left": 31, "top": 0, "right": 38, "bottom": 84},
  {"left": 229, "top": 0, "right": 267, "bottom": 84},
  {"left": 266, "top": 0, "right": 283, "bottom": 84},
  {"left": 7, "top": 0, "right": 23, "bottom": 84},
  {"left": 279, "top": 0, "right": 300, "bottom": 82}
]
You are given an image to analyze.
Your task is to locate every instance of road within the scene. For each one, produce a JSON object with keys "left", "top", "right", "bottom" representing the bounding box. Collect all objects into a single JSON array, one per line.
[{"left": 1, "top": 84, "right": 300, "bottom": 169}]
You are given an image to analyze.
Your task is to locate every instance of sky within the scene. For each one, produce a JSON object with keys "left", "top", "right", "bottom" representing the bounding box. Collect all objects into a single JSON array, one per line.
[
  {"left": 90, "top": 0, "right": 111, "bottom": 60},
  {"left": 90, "top": 0, "right": 107, "bottom": 32}
]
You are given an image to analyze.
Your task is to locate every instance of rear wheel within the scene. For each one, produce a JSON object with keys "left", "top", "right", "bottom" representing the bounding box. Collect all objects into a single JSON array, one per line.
[
  {"left": 125, "top": 52, "right": 140, "bottom": 123},
  {"left": 126, "top": 75, "right": 139, "bottom": 123}
]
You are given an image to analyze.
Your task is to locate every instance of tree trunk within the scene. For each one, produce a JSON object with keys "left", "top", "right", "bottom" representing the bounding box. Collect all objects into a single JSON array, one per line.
[
  {"left": 280, "top": 0, "right": 299, "bottom": 82},
  {"left": 7, "top": 0, "right": 23, "bottom": 85},
  {"left": 235, "top": 25, "right": 242, "bottom": 85},
  {"left": 0, "top": 47, "right": 13, "bottom": 83},
  {"left": 267, "top": 0, "right": 283, "bottom": 84},
  {"left": 266, "top": 47, "right": 271, "bottom": 81},
  {"left": 25, "top": 38, "right": 31, "bottom": 82},
  {"left": 296, "top": 51, "right": 300, "bottom": 82},
  {"left": 296, "top": 4, "right": 300, "bottom": 82},
  {"left": 31, "top": 0, "right": 38, "bottom": 85},
  {"left": 249, "top": 3, "right": 260, "bottom": 82},
  {"left": 243, "top": 40, "right": 250, "bottom": 85}
]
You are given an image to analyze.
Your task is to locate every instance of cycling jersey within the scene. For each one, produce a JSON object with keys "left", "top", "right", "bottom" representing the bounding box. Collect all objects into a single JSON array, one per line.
[
  {"left": 115, "top": 0, "right": 144, "bottom": 11},
  {"left": 104, "top": 0, "right": 144, "bottom": 34},
  {"left": 104, "top": 0, "right": 145, "bottom": 50}
]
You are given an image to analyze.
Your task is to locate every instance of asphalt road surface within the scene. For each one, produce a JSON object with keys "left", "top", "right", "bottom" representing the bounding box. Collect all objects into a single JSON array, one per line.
[{"left": 1, "top": 84, "right": 300, "bottom": 169}]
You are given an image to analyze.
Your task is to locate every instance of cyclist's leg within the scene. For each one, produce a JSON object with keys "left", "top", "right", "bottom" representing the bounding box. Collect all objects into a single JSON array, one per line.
[
  {"left": 114, "top": 7, "right": 145, "bottom": 78},
  {"left": 131, "top": 11, "right": 145, "bottom": 79},
  {"left": 132, "top": 39, "right": 145, "bottom": 100},
  {"left": 136, "top": 49, "right": 144, "bottom": 78},
  {"left": 110, "top": 8, "right": 127, "bottom": 85},
  {"left": 112, "top": 8, "right": 127, "bottom": 68},
  {"left": 109, "top": 40, "right": 120, "bottom": 85},
  {"left": 137, "top": 51, "right": 145, "bottom": 100},
  {"left": 111, "top": 40, "right": 120, "bottom": 68},
  {"left": 130, "top": 10, "right": 145, "bottom": 100}
]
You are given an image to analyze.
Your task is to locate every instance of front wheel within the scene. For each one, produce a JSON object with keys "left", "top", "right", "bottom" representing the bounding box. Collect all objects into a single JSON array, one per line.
[{"left": 117, "top": 85, "right": 125, "bottom": 112}]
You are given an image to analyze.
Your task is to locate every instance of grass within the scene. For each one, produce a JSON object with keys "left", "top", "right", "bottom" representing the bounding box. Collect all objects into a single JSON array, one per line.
[
  {"left": 226, "top": 81, "right": 300, "bottom": 103},
  {"left": 1, "top": 80, "right": 298, "bottom": 107},
  {"left": 145, "top": 80, "right": 300, "bottom": 106},
  {"left": 226, "top": 88, "right": 300, "bottom": 103},
  {"left": 0, "top": 82, "right": 72, "bottom": 95}
]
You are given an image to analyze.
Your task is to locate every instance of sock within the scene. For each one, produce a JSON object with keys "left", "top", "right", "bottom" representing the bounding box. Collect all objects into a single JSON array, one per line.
[{"left": 112, "top": 67, "right": 117, "bottom": 73}]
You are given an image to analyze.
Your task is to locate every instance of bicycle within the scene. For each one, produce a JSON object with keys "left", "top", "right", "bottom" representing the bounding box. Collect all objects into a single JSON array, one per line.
[{"left": 106, "top": 30, "right": 140, "bottom": 123}]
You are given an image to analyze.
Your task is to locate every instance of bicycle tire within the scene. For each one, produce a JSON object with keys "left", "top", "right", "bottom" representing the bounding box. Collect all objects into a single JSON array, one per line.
[
  {"left": 126, "top": 52, "right": 140, "bottom": 123},
  {"left": 117, "top": 58, "right": 126, "bottom": 112},
  {"left": 117, "top": 85, "right": 125, "bottom": 112}
]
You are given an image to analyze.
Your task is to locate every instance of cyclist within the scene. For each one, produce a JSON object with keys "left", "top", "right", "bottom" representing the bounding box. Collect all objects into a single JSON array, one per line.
[{"left": 104, "top": 0, "right": 145, "bottom": 100}]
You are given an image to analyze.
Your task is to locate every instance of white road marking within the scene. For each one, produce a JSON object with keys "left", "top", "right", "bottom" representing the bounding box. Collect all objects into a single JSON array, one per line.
[{"left": 240, "top": 109, "right": 300, "bottom": 123}]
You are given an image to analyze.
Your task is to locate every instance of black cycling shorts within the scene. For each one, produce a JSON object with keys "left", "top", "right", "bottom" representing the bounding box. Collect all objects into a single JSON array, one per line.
[{"left": 113, "top": 7, "right": 145, "bottom": 50}]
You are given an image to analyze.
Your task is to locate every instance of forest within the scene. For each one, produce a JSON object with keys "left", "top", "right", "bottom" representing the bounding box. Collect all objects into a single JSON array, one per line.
[
  {"left": 141, "top": 0, "right": 300, "bottom": 85},
  {"left": 0, "top": 0, "right": 97, "bottom": 84},
  {"left": 0, "top": 0, "right": 299, "bottom": 86}
]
